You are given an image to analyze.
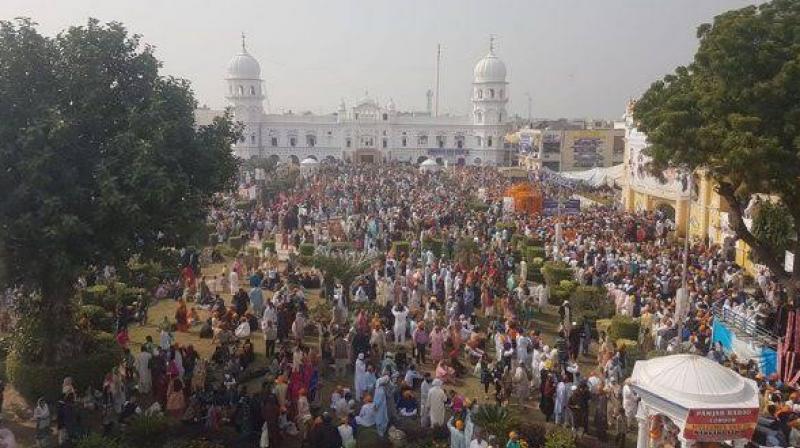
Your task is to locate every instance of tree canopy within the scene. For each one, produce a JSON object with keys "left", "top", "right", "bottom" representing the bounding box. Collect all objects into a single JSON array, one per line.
[
  {"left": 633, "top": 0, "right": 800, "bottom": 294},
  {"left": 0, "top": 18, "right": 239, "bottom": 360}
]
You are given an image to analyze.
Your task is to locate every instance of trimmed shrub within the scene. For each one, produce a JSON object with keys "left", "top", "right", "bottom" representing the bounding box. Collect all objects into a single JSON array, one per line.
[
  {"left": 82, "top": 285, "right": 108, "bottom": 307},
  {"left": 79, "top": 305, "right": 113, "bottom": 332},
  {"left": 550, "top": 286, "right": 572, "bottom": 306},
  {"left": 596, "top": 318, "right": 612, "bottom": 336},
  {"left": 545, "top": 426, "right": 577, "bottom": 448},
  {"left": 524, "top": 246, "right": 547, "bottom": 263},
  {"left": 228, "top": 236, "right": 243, "bottom": 251},
  {"left": 124, "top": 414, "right": 172, "bottom": 447},
  {"left": 7, "top": 332, "right": 121, "bottom": 403},
  {"left": 298, "top": 243, "right": 315, "bottom": 257},
  {"left": 571, "top": 285, "right": 614, "bottom": 319},
  {"left": 422, "top": 239, "right": 444, "bottom": 257},
  {"left": 217, "top": 244, "right": 238, "bottom": 258},
  {"left": 330, "top": 241, "right": 355, "bottom": 252},
  {"left": 391, "top": 241, "right": 410, "bottom": 257},
  {"left": 262, "top": 240, "right": 276, "bottom": 253},
  {"left": 76, "top": 434, "right": 128, "bottom": 448},
  {"left": 541, "top": 261, "right": 574, "bottom": 287},
  {"left": 608, "top": 315, "right": 640, "bottom": 342}
]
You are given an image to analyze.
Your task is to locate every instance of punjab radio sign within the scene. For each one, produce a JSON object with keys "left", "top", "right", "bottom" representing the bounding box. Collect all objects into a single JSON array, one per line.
[{"left": 683, "top": 408, "right": 758, "bottom": 441}]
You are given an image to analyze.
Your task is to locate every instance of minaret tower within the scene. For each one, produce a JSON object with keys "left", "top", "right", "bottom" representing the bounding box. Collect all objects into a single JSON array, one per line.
[{"left": 225, "top": 34, "right": 265, "bottom": 157}]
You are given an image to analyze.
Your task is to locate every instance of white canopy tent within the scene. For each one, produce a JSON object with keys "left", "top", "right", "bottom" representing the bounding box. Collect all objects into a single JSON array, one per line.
[
  {"left": 419, "top": 158, "right": 442, "bottom": 173},
  {"left": 560, "top": 164, "right": 624, "bottom": 187},
  {"left": 299, "top": 157, "right": 319, "bottom": 176},
  {"left": 630, "top": 354, "right": 759, "bottom": 447}
]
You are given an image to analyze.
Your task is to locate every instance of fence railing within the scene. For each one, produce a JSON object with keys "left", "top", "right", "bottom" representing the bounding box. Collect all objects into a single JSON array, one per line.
[{"left": 712, "top": 303, "right": 778, "bottom": 349}]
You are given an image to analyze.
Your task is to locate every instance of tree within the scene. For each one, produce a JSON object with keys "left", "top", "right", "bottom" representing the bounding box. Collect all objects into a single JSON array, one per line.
[
  {"left": 633, "top": 0, "right": 800, "bottom": 299},
  {"left": 0, "top": 19, "right": 239, "bottom": 363}
]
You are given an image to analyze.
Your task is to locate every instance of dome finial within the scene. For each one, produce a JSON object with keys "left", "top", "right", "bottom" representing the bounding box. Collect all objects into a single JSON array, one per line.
[
  {"left": 489, "top": 34, "right": 496, "bottom": 53},
  {"left": 241, "top": 32, "right": 247, "bottom": 52}
]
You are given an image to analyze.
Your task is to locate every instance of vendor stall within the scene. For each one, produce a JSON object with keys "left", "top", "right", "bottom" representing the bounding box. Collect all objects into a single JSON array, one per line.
[{"left": 630, "top": 354, "right": 759, "bottom": 447}]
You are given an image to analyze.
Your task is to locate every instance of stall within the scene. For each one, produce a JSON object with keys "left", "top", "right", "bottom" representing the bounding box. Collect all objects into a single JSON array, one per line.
[
  {"left": 630, "top": 354, "right": 759, "bottom": 448},
  {"left": 419, "top": 158, "right": 442, "bottom": 173},
  {"left": 300, "top": 157, "right": 319, "bottom": 176}
]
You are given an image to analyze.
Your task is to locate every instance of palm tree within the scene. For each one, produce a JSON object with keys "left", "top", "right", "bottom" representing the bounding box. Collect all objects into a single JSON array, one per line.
[{"left": 312, "top": 251, "right": 376, "bottom": 302}]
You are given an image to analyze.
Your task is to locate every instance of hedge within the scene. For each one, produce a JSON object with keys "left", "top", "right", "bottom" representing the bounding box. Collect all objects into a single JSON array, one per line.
[
  {"left": 262, "top": 240, "right": 276, "bottom": 253},
  {"left": 571, "top": 285, "right": 614, "bottom": 319},
  {"left": 607, "top": 315, "right": 640, "bottom": 342},
  {"left": 80, "top": 283, "right": 145, "bottom": 313},
  {"left": 541, "top": 261, "right": 574, "bottom": 287},
  {"left": 391, "top": 241, "right": 410, "bottom": 257},
  {"left": 7, "top": 332, "right": 122, "bottom": 403}
]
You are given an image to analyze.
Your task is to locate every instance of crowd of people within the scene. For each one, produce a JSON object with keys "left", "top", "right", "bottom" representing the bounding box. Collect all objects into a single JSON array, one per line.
[{"left": 10, "top": 161, "right": 793, "bottom": 448}]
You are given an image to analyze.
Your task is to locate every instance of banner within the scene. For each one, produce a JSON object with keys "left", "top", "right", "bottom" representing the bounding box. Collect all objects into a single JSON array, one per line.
[
  {"left": 542, "top": 198, "right": 581, "bottom": 216},
  {"left": 683, "top": 408, "right": 758, "bottom": 441}
]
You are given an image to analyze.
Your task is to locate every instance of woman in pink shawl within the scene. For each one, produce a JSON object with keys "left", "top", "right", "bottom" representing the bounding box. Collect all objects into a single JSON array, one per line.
[{"left": 430, "top": 325, "right": 445, "bottom": 364}]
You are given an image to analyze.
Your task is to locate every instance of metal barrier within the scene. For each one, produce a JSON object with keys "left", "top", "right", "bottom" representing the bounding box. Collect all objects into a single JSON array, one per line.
[{"left": 712, "top": 303, "right": 778, "bottom": 349}]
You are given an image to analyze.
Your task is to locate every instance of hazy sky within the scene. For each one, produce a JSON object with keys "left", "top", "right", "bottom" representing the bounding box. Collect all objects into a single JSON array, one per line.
[{"left": 2, "top": 0, "right": 763, "bottom": 119}]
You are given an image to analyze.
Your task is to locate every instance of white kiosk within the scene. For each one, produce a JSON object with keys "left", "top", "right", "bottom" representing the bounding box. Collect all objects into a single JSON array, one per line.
[{"left": 630, "top": 354, "right": 759, "bottom": 447}]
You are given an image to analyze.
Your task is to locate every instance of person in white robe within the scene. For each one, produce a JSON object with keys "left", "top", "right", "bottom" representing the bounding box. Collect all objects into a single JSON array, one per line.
[
  {"left": 354, "top": 353, "right": 367, "bottom": 400},
  {"left": 427, "top": 379, "right": 447, "bottom": 427},
  {"left": 136, "top": 347, "right": 152, "bottom": 394}
]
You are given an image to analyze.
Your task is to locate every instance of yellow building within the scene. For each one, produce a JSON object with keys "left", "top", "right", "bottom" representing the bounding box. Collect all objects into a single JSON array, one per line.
[{"left": 620, "top": 100, "right": 758, "bottom": 273}]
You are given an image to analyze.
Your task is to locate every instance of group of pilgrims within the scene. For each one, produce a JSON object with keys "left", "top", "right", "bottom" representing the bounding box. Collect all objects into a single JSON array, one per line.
[{"left": 21, "top": 161, "right": 788, "bottom": 448}]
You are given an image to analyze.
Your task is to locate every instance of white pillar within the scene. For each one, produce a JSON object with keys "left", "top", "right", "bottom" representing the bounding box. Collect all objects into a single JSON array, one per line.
[
  {"left": 732, "top": 440, "right": 746, "bottom": 448},
  {"left": 636, "top": 406, "right": 649, "bottom": 448},
  {"left": 679, "top": 437, "right": 695, "bottom": 448}
]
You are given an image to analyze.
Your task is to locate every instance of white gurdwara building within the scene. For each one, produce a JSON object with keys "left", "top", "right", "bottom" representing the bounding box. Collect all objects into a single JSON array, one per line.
[{"left": 199, "top": 39, "right": 512, "bottom": 165}]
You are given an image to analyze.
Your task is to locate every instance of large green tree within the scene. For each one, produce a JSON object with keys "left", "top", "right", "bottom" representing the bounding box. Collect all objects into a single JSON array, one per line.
[
  {"left": 0, "top": 19, "right": 239, "bottom": 362},
  {"left": 633, "top": 0, "right": 800, "bottom": 299}
]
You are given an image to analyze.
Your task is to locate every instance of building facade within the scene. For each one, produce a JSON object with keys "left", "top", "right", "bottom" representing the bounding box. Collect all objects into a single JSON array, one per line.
[
  {"left": 200, "top": 39, "right": 513, "bottom": 165},
  {"left": 517, "top": 125, "right": 625, "bottom": 172}
]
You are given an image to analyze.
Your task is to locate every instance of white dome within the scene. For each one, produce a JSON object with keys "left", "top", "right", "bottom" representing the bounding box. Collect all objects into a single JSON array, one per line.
[
  {"left": 421, "top": 159, "right": 438, "bottom": 166},
  {"left": 226, "top": 49, "right": 261, "bottom": 80},
  {"left": 300, "top": 157, "right": 319, "bottom": 165},
  {"left": 631, "top": 354, "right": 759, "bottom": 408},
  {"left": 473, "top": 50, "right": 507, "bottom": 83}
]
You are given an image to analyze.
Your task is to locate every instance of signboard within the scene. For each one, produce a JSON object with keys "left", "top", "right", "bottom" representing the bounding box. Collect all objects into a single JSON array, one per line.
[
  {"left": 570, "top": 131, "right": 606, "bottom": 168},
  {"left": 683, "top": 408, "right": 758, "bottom": 441},
  {"left": 520, "top": 134, "right": 532, "bottom": 153},
  {"left": 542, "top": 198, "right": 581, "bottom": 216},
  {"left": 787, "top": 250, "right": 795, "bottom": 273}
]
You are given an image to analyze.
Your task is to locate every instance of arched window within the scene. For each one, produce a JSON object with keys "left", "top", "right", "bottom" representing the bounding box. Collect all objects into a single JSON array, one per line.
[
  {"left": 250, "top": 134, "right": 256, "bottom": 144},
  {"left": 238, "top": 85, "right": 244, "bottom": 96},
  {"left": 249, "top": 86, "right": 256, "bottom": 96},
  {"left": 499, "top": 89, "right": 504, "bottom": 99},
  {"left": 476, "top": 111, "right": 482, "bottom": 123},
  {"left": 476, "top": 136, "right": 482, "bottom": 147},
  {"left": 487, "top": 136, "right": 493, "bottom": 147},
  {"left": 382, "top": 113, "right": 388, "bottom": 121},
  {"left": 477, "top": 89, "right": 483, "bottom": 99},
  {"left": 306, "top": 135, "right": 316, "bottom": 147},
  {"left": 489, "top": 88, "right": 495, "bottom": 98},
  {"left": 289, "top": 137, "right": 297, "bottom": 147},
  {"left": 498, "top": 113, "right": 502, "bottom": 122}
]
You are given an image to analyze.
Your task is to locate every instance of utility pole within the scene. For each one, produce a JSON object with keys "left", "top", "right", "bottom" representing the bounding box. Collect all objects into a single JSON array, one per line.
[
  {"left": 435, "top": 44, "right": 441, "bottom": 117},
  {"left": 677, "top": 172, "right": 693, "bottom": 349},
  {"left": 525, "top": 92, "right": 532, "bottom": 125}
]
